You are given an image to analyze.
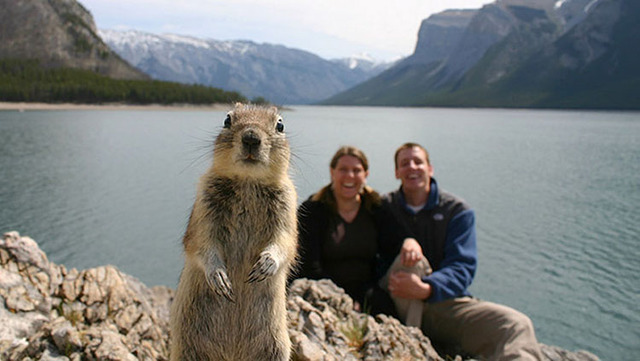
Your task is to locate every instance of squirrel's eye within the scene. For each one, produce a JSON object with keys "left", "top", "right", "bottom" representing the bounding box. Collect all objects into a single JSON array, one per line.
[
  {"left": 223, "top": 114, "right": 232, "bottom": 128},
  {"left": 276, "top": 120, "right": 284, "bottom": 133}
]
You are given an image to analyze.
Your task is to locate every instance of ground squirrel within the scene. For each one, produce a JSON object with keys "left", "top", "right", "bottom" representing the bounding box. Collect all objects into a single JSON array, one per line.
[{"left": 170, "top": 103, "right": 298, "bottom": 360}]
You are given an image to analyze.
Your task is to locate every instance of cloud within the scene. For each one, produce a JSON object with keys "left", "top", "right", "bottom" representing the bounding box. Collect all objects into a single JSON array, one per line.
[{"left": 82, "top": 0, "right": 493, "bottom": 60}]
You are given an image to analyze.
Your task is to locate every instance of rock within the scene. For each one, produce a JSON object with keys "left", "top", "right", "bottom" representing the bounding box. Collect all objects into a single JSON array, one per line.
[
  {"left": 287, "top": 278, "right": 443, "bottom": 360},
  {"left": 541, "top": 344, "right": 600, "bottom": 361},
  {"left": 39, "top": 348, "right": 70, "bottom": 361},
  {"left": 50, "top": 318, "right": 82, "bottom": 353},
  {"left": 1, "top": 231, "right": 600, "bottom": 361},
  {"left": 1, "top": 232, "right": 171, "bottom": 361},
  {"left": 292, "top": 331, "right": 327, "bottom": 361},
  {"left": 2, "top": 231, "right": 49, "bottom": 270}
]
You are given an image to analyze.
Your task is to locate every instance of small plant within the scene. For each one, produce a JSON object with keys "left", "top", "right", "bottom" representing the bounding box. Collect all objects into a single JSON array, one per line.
[
  {"left": 65, "top": 309, "right": 83, "bottom": 326},
  {"left": 55, "top": 301, "right": 64, "bottom": 317},
  {"left": 64, "top": 342, "right": 74, "bottom": 357},
  {"left": 57, "top": 301, "right": 83, "bottom": 326},
  {"left": 340, "top": 314, "right": 368, "bottom": 351}
]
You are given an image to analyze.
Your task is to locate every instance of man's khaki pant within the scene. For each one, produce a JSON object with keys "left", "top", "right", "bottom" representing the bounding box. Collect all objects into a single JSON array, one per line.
[{"left": 380, "top": 256, "right": 543, "bottom": 361}]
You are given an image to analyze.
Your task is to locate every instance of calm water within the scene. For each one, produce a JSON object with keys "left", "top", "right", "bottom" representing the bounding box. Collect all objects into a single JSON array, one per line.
[{"left": 1, "top": 106, "right": 638, "bottom": 359}]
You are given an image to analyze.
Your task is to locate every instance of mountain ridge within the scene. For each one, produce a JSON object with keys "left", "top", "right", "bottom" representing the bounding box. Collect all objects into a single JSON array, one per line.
[
  {"left": 2, "top": 0, "right": 635, "bottom": 109},
  {"left": 0, "top": 0, "right": 147, "bottom": 80},
  {"left": 323, "top": 0, "right": 639, "bottom": 109},
  {"left": 101, "top": 29, "right": 394, "bottom": 105}
]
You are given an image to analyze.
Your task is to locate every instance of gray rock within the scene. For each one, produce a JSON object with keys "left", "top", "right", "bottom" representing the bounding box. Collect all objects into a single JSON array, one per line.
[
  {"left": 39, "top": 348, "right": 70, "bottom": 361},
  {"left": 50, "top": 318, "right": 82, "bottom": 353},
  {"left": 1, "top": 231, "right": 599, "bottom": 361},
  {"left": 541, "top": 344, "right": 600, "bottom": 361}
]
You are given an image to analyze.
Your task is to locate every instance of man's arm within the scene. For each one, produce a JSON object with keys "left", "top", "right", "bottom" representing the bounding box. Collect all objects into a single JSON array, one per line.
[{"left": 422, "top": 209, "right": 477, "bottom": 302}]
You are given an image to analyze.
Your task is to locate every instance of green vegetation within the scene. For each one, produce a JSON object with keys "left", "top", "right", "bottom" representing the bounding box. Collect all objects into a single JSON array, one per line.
[
  {"left": 0, "top": 59, "right": 247, "bottom": 105},
  {"left": 56, "top": 301, "right": 83, "bottom": 326},
  {"left": 250, "top": 96, "right": 271, "bottom": 105},
  {"left": 340, "top": 314, "right": 368, "bottom": 354}
]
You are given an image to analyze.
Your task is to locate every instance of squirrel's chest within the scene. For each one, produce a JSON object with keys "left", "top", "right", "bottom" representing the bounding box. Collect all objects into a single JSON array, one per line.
[{"left": 202, "top": 179, "right": 286, "bottom": 241}]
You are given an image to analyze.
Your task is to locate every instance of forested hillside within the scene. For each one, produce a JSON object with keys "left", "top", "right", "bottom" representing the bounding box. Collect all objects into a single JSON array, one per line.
[{"left": 0, "top": 59, "right": 246, "bottom": 105}]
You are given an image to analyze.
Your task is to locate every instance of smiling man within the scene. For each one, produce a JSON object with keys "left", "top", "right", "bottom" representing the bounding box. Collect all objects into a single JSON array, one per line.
[{"left": 381, "top": 142, "right": 543, "bottom": 360}]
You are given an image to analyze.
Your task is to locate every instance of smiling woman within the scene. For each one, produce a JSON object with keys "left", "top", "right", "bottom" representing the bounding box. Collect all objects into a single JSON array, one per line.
[
  {"left": 292, "top": 145, "right": 402, "bottom": 316},
  {"left": 329, "top": 148, "right": 370, "bottom": 222}
]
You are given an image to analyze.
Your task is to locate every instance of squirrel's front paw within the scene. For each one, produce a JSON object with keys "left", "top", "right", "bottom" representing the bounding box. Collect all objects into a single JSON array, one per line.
[
  {"left": 247, "top": 252, "right": 278, "bottom": 283},
  {"left": 206, "top": 268, "right": 234, "bottom": 302}
]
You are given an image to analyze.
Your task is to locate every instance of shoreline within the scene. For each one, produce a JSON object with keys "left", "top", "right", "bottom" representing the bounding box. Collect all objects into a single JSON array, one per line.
[{"left": 0, "top": 102, "right": 235, "bottom": 112}]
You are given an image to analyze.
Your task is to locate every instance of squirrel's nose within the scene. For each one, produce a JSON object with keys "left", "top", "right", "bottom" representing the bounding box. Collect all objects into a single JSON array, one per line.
[{"left": 242, "top": 131, "right": 261, "bottom": 147}]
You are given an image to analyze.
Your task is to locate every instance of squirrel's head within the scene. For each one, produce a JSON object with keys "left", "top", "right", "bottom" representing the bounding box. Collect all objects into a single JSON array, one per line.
[{"left": 212, "top": 103, "right": 290, "bottom": 182}]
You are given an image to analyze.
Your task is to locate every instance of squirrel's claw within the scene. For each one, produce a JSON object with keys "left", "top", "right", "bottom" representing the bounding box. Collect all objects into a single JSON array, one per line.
[
  {"left": 207, "top": 268, "right": 235, "bottom": 302},
  {"left": 247, "top": 252, "right": 278, "bottom": 283}
]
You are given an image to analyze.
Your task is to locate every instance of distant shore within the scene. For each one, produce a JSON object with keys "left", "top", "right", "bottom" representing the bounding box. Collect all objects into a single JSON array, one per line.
[{"left": 0, "top": 102, "right": 235, "bottom": 112}]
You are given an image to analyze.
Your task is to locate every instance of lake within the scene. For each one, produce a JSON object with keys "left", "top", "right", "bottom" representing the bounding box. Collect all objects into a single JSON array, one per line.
[{"left": 1, "top": 106, "right": 638, "bottom": 360}]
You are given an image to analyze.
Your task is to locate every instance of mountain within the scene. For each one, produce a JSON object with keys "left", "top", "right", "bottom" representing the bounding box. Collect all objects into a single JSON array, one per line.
[
  {"left": 408, "top": 10, "right": 478, "bottom": 67},
  {"left": 331, "top": 53, "right": 395, "bottom": 74},
  {"left": 486, "top": 0, "right": 640, "bottom": 109},
  {"left": 0, "top": 0, "right": 146, "bottom": 80},
  {"left": 100, "top": 30, "right": 394, "bottom": 105},
  {"left": 324, "top": 0, "right": 639, "bottom": 109},
  {"left": 319, "top": 9, "right": 478, "bottom": 106}
]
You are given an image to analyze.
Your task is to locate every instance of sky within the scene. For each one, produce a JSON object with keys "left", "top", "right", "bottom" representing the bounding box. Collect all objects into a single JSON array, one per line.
[{"left": 80, "top": 0, "right": 495, "bottom": 62}]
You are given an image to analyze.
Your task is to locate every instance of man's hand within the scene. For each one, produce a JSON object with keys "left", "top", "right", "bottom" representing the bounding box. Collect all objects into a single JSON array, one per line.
[
  {"left": 401, "top": 238, "right": 423, "bottom": 267},
  {"left": 388, "top": 271, "right": 431, "bottom": 300}
]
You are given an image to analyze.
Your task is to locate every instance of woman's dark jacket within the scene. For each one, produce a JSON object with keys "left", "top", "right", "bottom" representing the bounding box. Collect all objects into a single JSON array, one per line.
[{"left": 294, "top": 192, "right": 404, "bottom": 315}]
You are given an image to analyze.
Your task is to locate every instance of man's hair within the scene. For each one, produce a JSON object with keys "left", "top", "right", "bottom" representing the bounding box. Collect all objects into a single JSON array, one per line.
[{"left": 394, "top": 142, "right": 430, "bottom": 169}]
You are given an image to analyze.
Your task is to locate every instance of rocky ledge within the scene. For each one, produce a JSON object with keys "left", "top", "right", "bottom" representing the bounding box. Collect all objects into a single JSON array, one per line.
[{"left": 0, "top": 231, "right": 599, "bottom": 361}]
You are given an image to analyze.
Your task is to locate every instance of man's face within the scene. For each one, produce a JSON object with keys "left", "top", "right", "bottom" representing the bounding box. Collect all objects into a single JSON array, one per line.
[{"left": 395, "top": 147, "right": 433, "bottom": 193}]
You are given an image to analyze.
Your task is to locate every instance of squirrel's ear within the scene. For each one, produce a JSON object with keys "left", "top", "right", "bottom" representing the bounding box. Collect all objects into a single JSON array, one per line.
[{"left": 234, "top": 102, "right": 244, "bottom": 109}]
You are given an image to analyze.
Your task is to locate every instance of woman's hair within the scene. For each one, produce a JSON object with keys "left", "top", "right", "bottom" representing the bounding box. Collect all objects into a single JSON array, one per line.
[
  {"left": 329, "top": 146, "right": 370, "bottom": 171},
  {"left": 312, "top": 146, "right": 381, "bottom": 212}
]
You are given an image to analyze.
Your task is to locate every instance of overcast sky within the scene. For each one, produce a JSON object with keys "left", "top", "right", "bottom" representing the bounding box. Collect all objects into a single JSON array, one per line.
[{"left": 81, "top": 0, "right": 494, "bottom": 61}]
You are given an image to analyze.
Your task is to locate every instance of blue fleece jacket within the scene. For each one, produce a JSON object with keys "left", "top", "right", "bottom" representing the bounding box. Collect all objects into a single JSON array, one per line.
[{"left": 384, "top": 179, "right": 477, "bottom": 303}]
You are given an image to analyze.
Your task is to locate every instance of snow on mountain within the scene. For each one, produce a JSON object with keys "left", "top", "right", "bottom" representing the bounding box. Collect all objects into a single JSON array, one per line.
[{"left": 99, "top": 29, "right": 394, "bottom": 104}]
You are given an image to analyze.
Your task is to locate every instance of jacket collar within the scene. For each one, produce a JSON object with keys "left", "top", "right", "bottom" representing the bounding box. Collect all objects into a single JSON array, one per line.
[{"left": 398, "top": 178, "right": 439, "bottom": 214}]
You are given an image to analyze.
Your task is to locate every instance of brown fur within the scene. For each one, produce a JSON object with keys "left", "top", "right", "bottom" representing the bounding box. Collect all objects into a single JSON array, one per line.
[{"left": 170, "top": 104, "right": 298, "bottom": 361}]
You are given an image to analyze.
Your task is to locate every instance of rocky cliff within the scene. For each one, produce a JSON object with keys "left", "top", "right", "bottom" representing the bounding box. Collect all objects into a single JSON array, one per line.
[
  {"left": 0, "top": 0, "right": 147, "bottom": 80},
  {"left": 408, "top": 10, "right": 477, "bottom": 66},
  {"left": 324, "top": 0, "right": 639, "bottom": 109},
  {"left": 0, "top": 232, "right": 600, "bottom": 361}
]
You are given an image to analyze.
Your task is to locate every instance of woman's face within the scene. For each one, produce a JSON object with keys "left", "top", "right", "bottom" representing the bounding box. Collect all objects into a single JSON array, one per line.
[{"left": 330, "top": 155, "right": 369, "bottom": 202}]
